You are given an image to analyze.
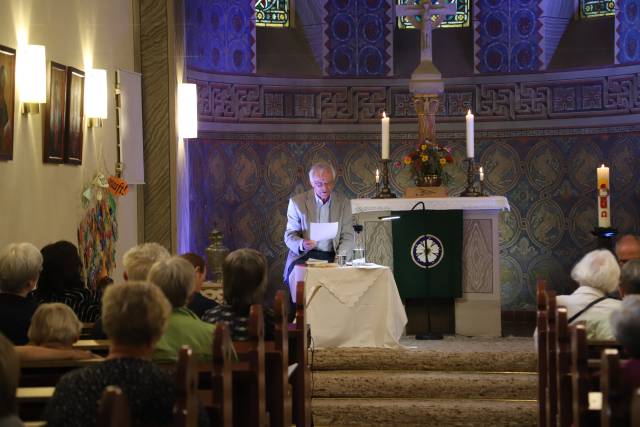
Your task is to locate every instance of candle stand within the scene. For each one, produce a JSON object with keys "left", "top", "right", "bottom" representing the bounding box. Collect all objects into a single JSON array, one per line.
[
  {"left": 460, "top": 158, "right": 483, "bottom": 197},
  {"left": 591, "top": 227, "right": 618, "bottom": 253},
  {"left": 374, "top": 159, "right": 397, "bottom": 199}
]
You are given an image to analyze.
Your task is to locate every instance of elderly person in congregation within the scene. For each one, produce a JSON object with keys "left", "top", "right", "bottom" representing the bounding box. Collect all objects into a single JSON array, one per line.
[
  {"left": 616, "top": 234, "right": 640, "bottom": 266},
  {"left": 30, "top": 241, "right": 102, "bottom": 322},
  {"left": 611, "top": 295, "right": 640, "bottom": 391},
  {"left": 0, "top": 333, "right": 22, "bottom": 427},
  {"left": 283, "top": 162, "right": 354, "bottom": 284},
  {"left": 45, "top": 281, "right": 176, "bottom": 427},
  {"left": 0, "top": 243, "right": 42, "bottom": 345},
  {"left": 148, "top": 256, "right": 214, "bottom": 362},
  {"left": 558, "top": 249, "right": 621, "bottom": 340}
]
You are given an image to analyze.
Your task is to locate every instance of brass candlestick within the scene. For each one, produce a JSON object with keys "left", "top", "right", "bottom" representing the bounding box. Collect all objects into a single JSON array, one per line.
[
  {"left": 460, "top": 158, "right": 482, "bottom": 197},
  {"left": 374, "top": 159, "right": 397, "bottom": 199}
]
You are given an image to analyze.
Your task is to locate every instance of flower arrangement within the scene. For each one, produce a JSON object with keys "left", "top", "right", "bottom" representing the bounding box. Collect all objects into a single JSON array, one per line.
[{"left": 401, "top": 140, "right": 453, "bottom": 186}]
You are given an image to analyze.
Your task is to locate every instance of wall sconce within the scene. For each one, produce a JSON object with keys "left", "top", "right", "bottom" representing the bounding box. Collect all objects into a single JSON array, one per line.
[
  {"left": 178, "top": 83, "right": 197, "bottom": 139},
  {"left": 17, "top": 44, "right": 46, "bottom": 114},
  {"left": 84, "top": 68, "right": 108, "bottom": 128}
]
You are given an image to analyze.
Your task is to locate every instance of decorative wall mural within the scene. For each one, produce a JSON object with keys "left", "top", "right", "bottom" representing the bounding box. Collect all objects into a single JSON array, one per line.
[
  {"left": 616, "top": 0, "right": 640, "bottom": 64},
  {"left": 185, "top": 131, "right": 640, "bottom": 310},
  {"left": 474, "top": 0, "right": 542, "bottom": 73},
  {"left": 324, "top": 0, "right": 392, "bottom": 76}
]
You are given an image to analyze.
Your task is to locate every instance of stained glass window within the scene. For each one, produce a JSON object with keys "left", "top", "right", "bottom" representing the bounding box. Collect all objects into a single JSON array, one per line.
[
  {"left": 580, "top": 0, "right": 615, "bottom": 18},
  {"left": 397, "top": 0, "right": 469, "bottom": 30},
  {"left": 255, "top": 0, "right": 291, "bottom": 28}
]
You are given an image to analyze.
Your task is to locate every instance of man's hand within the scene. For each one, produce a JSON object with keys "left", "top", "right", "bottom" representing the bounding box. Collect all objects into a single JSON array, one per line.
[{"left": 302, "top": 239, "right": 317, "bottom": 251}]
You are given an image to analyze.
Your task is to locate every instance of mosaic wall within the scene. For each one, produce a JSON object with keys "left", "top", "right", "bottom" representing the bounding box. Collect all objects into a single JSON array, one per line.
[
  {"left": 323, "top": 0, "right": 393, "bottom": 76},
  {"left": 185, "top": 0, "right": 255, "bottom": 73},
  {"left": 474, "top": 0, "right": 543, "bottom": 73},
  {"left": 616, "top": 0, "right": 640, "bottom": 64},
  {"left": 185, "top": 131, "right": 640, "bottom": 310}
]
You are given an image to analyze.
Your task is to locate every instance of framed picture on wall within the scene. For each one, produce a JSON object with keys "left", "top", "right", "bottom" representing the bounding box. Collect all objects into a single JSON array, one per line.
[
  {"left": 64, "top": 67, "right": 84, "bottom": 165},
  {"left": 43, "top": 61, "right": 67, "bottom": 163},
  {"left": 0, "top": 45, "right": 16, "bottom": 161}
]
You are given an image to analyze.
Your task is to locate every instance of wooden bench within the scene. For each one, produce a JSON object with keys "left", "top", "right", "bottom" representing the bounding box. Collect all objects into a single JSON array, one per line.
[
  {"left": 97, "top": 385, "right": 131, "bottom": 427},
  {"left": 288, "top": 281, "right": 312, "bottom": 427},
  {"left": 20, "top": 358, "right": 102, "bottom": 387},
  {"left": 536, "top": 279, "right": 548, "bottom": 427},
  {"left": 265, "top": 290, "right": 292, "bottom": 427}
]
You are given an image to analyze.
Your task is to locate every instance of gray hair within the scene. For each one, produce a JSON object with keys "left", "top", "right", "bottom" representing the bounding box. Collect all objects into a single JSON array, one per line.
[
  {"left": 620, "top": 259, "right": 640, "bottom": 295},
  {"left": 611, "top": 295, "right": 640, "bottom": 357},
  {"left": 147, "top": 256, "right": 195, "bottom": 308},
  {"left": 28, "top": 303, "right": 82, "bottom": 347},
  {"left": 0, "top": 333, "right": 18, "bottom": 416},
  {"left": 570, "top": 249, "right": 620, "bottom": 294},
  {"left": 101, "top": 281, "right": 171, "bottom": 346},
  {"left": 308, "top": 162, "right": 336, "bottom": 182},
  {"left": 122, "top": 243, "right": 170, "bottom": 281},
  {"left": 0, "top": 243, "right": 43, "bottom": 294}
]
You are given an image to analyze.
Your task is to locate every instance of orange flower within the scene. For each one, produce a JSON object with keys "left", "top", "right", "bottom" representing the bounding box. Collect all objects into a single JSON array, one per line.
[
  {"left": 420, "top": 144, "right": 428, "bottom": 151},
  {"left": 439, "top": 158, "right": 447, "bottom": 166},
  {"left": 421, "top": 154, "right": 429, "bottom": 162},
  {"left": 403, "top": 156, "right": 412, "bottom": 165}
]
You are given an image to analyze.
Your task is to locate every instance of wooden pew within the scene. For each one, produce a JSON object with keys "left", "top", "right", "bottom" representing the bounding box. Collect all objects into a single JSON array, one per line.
[
  {"left": 97, "top": 385, "right": 131, "bottom": 427},
  {"left": 545, "top": 290, "right": 558, "bottom": 427},
  {"left": 289, "top": 281, "right": 312, "bottom": 427},
  {"left": 73, "top": 339, "right": 110, "bottom": 356},
  {"left": 265, "top": 290, "right": 293, "bottom": 427},
  {"left": 211, "top": 323, "right": 234, "bottom": 427},
  {"left": 20, "top": 358, "right": 102, "bottom": 387},
  {"left": 600, "top": 348, "right": 627, "bottom": 427},
  {"left": 631, "top": 389, "right": 640, "bottom": 426},
  {"left": 555, "top": 307, "right": 572, "bottom": 427},
  {"left": 172, "top": 346, "right": 198, "bottom": 427},
  {"left": 537, "top": 278, "right": 548, "bottom": 427},
  {"left": 16, "top": 386, "right": 54, "bottom": 421}
]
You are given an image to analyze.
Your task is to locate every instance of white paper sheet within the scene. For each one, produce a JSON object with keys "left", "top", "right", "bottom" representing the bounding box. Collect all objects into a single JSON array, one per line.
[{"left": 310, "top": 222, "right": 338, "bottom": 241}]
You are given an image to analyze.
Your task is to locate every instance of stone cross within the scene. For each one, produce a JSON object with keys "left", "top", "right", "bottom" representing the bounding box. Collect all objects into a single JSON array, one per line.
[{"left": 396, "top": 1, "right": 457, "bottom": 62}]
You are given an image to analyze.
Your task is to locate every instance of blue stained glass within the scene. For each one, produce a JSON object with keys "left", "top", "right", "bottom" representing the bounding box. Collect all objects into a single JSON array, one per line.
[
  {"left": 580, "top": 0, "right": 615, "bottom": 18},
  {"left": 256, "top": 0, "right": 290, "bottom": 28},
  {"left": 397, "top": 0, "right": 470, "bottom": 30}
]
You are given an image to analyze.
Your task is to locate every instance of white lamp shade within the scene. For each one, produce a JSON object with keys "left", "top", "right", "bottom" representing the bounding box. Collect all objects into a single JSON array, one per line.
[
  {"left": 17, "top": 44, "right": 46, "bottom": 103},
  {"left": 178, "top": 83, "right": 197, "bottom": 139},
  {"left": 85, "top": 68, "right": 108, "bottom": 119}
]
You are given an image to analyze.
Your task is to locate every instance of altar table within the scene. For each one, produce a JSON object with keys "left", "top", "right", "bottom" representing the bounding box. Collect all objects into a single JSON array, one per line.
[{"left": 288, "top": 264, "right": 407, "bottom": 348}]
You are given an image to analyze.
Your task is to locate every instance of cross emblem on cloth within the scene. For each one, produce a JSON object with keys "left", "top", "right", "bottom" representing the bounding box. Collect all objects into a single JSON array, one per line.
[{"left": 396, "top": 1, "right": 457, "bottom": 61}]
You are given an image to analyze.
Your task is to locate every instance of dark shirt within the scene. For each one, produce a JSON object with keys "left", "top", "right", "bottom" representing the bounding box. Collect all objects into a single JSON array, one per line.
[
  {"left": 188, "top": 292, "right": 219, "bottom": 318},
  {"left": 202, "top": 303, "right": 276, "bottom": 341},
  {"left": 0, "top": 293, "right": 38, "bottom": 345},
  {"left": 45, "top": 358, "right": 175, "bottom": 427},
  {"left": 31, "top": 287, "right": 102, "bottom": 322}
]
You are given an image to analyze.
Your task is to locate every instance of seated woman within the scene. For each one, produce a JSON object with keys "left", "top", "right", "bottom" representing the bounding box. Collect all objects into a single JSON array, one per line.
[
  {"left": 28, "top": 303, "right": 82, "bottom": 349},
  {"left": 611, "top": 295, "right": 640, "bottom": 391},
  {"left": 44, "top": 281, "right": 176, "bottom": 427},
  {"left": 148, "top": 257, "right": 214, "bottom": 362},
  {"left": 0, "top": 243, "right": 42, "bottom": 345},
  {"left": 31, "top": 241, "right": 102, "bottom": 322},
  {"left": 558, "top": 249, "right": 621, "bottom": 340},
  {"left": 180, "top": 252, "right": 218, "bottom": 318},
  {"left": 202, "top": 248, "right": 275, "bottom": 341},
  {"left": 0, "top": 333, "right": 23, "bottom": 427}
]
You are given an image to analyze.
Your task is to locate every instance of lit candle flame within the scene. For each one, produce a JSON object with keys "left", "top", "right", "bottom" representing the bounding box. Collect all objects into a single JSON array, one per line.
[{"left": 382, "top": 111, "right": 387, "bottom": 119}]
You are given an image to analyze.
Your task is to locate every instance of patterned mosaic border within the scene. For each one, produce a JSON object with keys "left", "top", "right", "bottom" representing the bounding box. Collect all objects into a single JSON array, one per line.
[{"left": 188, "top": 63, "right": 640, "bottom": 125}]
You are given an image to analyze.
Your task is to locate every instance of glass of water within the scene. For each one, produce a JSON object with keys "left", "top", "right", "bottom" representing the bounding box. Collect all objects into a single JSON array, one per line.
[{"left": 352, "top": 247, "right": 365, "bottom": 266}]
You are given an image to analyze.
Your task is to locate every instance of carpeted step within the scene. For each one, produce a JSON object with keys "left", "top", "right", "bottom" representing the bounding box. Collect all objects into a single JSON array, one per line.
[
  {"left": 312, "top": 370, "right": 537, "bottom": 400},
  {"left": 312, "top": 347, "right": 536, "bottom": 373},
  {"left": 312, "top": 397, "right": 537, "bottom": 426}
]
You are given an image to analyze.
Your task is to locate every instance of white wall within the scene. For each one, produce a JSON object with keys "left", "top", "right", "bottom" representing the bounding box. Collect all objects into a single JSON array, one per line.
[{"left": 0, "top": 0, "right": 138, "bottom": 282}]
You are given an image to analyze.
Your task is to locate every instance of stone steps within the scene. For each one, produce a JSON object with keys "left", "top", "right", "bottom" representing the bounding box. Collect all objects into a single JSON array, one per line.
[
  {"left": 312, "top": 397, "right": 537, "bottom": 426},
  {"left": 312, "top": 370, "right": 537, "bottom": 400}
]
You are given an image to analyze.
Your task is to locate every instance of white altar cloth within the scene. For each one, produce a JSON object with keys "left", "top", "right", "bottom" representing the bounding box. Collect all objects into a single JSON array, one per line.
[
  {"left": 288, "top": 264, "right": 407, "bottom": 348},
  {"left": 350, "top": 196, "right": 510, "bottom": 214}
]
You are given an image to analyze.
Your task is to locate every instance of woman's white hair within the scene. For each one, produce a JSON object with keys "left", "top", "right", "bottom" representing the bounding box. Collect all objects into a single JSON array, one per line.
[
  {"left": 570, "top": 249, "right": 620, "bottom": 294},
  {"left": 28, "top": 303, "right": 82, "bottom": 347},
  {"left": 308, "top": 162, "right": 336, "bottom": 182},
  {"left": 123, "top": 242, "right": 170, "bottom": 281},
  {"left": 0, "top": 243, "right": 43, "bottom": 294},
  {"left": 611, "top": 295, "right": 640, "bottom": 357},
  {"left": 147, "top": 256, "right": 195, "bottom": 308}
]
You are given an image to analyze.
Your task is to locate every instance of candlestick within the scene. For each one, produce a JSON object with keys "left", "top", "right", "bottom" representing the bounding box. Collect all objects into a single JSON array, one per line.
[
  {"left": 597, "top": 164, "right": 611, "bottom": 228},
  {"left": 460, "top": 158, "right": 482, "bottom": 197},
  {"left": 375, "top": 168, "right": 380, "bottom": 184},
  {"left": 381, "top": 112, "right": 390, "bottom": 160},
  {"left": 466, "top": 109, "right": 474, "bottom": 159},
  {"left": 373, "top": 159, "right": 396, "bottom": 199},
  {"left": 479, "top": 166, "right": 484, "bottom": 182}
]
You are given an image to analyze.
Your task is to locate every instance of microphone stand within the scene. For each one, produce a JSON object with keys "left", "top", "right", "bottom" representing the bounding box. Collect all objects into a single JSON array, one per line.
[{"left": 411, "top": 201, "right": 443, "bottom": 340}]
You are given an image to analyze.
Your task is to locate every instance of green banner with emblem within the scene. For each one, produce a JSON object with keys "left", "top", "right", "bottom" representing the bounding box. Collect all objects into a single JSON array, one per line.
[{"left": 391, "top": 209, "right": 463, "bottom": 298}]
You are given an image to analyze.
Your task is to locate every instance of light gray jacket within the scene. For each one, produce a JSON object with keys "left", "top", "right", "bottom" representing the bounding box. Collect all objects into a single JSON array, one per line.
[{"left": 283, "top": 189, "right": 354, "bottom": 280}]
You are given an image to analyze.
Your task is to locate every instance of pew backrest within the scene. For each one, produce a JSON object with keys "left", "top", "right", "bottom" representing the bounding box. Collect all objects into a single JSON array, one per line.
[
  {"left": 173, "top": 346, "right": 198, "bottom": 427},
  {"left": 97, "top": 385, "right": 131, "bottom": 427}
]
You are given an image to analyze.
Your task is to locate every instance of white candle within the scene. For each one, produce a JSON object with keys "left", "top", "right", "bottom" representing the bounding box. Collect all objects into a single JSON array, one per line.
[
  {"left": 479, "top": 166, "right": 484, "bottom": 182},
  {"left": 375, "top": 168, "right": 380, "bottom": 184},
  {"left": 597, "top": 164, "right": 611, "bottom": 228},
  {"left": 381, "top": 112, "right": 390, "bottom": 160},
  {"left": 466, "top": 109, "right": 474, "bottom": 159}
]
